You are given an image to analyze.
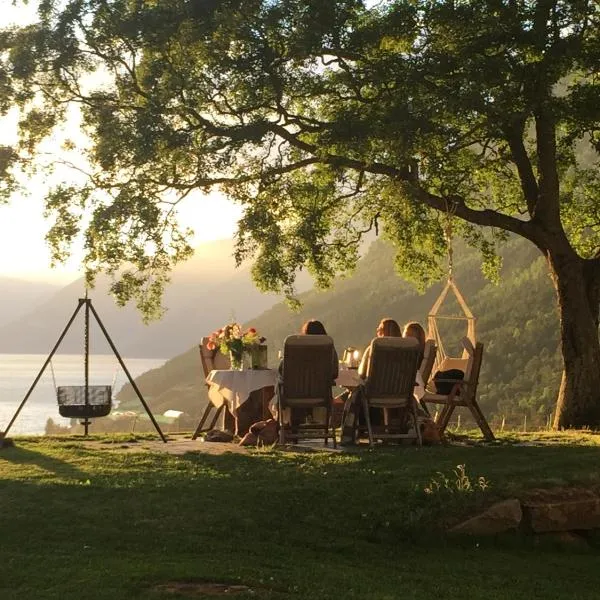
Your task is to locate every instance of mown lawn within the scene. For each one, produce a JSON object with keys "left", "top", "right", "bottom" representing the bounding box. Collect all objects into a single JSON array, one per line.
[{"left": 1, "top": 432, "right": 600, "bottom": 600}]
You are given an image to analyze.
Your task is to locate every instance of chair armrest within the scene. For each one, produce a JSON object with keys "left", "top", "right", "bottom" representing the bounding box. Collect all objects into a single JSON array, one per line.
[{"left": 424, "top": 380, "right": 468, "bottom": 399}]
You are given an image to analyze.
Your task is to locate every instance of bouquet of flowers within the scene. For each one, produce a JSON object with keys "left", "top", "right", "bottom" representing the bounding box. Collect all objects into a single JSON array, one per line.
[{"left": 206, "top": 323, "right": 265, "bottom": 369}]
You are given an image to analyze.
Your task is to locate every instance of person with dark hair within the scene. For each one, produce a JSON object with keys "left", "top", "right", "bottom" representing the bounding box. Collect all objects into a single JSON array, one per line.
[
  {"left": 301, "top": 319, "right": 327, "bottom": 336},
  {"left": 277, "top": 319, "right": 339, "bottom": 432},
  {"left": 279, "top": 319, "right": 339, "bottom": 380}
]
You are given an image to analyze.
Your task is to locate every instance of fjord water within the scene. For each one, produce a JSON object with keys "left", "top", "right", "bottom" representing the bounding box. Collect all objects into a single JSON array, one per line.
[{"left": 0, "top": 354, "right": 165, "bottom": 435}]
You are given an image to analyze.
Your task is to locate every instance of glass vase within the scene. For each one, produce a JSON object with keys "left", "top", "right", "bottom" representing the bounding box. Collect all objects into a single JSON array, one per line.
[{"left": 229, "top": 349, "right": 244, "bottom": 371}]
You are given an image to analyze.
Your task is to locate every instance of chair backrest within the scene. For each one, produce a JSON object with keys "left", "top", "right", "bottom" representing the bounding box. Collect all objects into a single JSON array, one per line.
[
  {"left": 199, "top": 336, "right": 230, "bottom": 380},
  {"left": 420, "top": 339, "right": 437, "bottom": 387},
  {"left": 364, "top": 337, "right": 420, "bottom": 400},
  {"left": 462, "top": 338, "right": 484, "bottom": 401},
  {"left": 281, "top": 335, "right": 334, "bottom": 404}
]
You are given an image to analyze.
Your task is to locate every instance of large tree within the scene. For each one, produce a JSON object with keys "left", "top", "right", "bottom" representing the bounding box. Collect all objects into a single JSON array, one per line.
[{"left": 1, "top": 0, "right": 600, "bottom": 428}]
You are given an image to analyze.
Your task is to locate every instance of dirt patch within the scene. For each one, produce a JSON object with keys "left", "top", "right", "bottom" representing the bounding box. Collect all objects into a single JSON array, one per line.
[
  {"left": 79, "top": 437, "right": 252, "bottom": 456},
  {"left": 154, "top": 581, "right": 253, "bottom": 596},
  {"left": 77, "top": 435, "right": 344, "bottom": 455}
]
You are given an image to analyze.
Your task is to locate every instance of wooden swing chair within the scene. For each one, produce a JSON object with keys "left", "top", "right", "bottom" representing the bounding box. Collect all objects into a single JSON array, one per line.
[
  {"left": 0, "top": 295, "right": 167, "bottom": 445},
  {"left": 423, "top": 214, "right": 495, "bottom": 441}
]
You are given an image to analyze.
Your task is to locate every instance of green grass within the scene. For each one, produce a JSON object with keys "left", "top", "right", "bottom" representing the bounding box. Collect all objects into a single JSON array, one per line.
[{"left": 2, "top": 432, "right": 600, "bottom": 599}]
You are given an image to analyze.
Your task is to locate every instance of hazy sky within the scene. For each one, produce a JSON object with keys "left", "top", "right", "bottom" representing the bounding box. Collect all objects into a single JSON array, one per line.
[{"left": 0, "top": 2, "right": 242, "bottom": 284}]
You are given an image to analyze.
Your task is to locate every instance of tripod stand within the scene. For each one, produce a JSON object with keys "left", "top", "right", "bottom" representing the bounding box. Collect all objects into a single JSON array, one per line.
[{"left": 0, "top": 297, "right": 167, "bottom": 444}]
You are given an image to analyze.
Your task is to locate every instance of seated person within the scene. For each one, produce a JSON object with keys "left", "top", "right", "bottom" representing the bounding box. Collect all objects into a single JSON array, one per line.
[
  {"left": 402, "top": 321, "right": 426, "bottom": 365},
  {"left": 278, "top": 319, "right": 338, "bottom": 381},
  {"left": 402, "top": 321, "right": 429, "bottom": 415},
  {"left": 278, "top": 319, "right": 338, "bottom": 429},
  {"left": 358, "top": 318, "right": 402, "bottom": 379},
  {"left": 350, "top": 318, "right": 403, "bottom": 433},
  {"left": 432, "top": 340, "right": 469, "bottom": 394}
]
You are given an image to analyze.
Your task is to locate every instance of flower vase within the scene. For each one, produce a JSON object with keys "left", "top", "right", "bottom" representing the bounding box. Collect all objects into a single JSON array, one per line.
[
  {"left": 229, "top": 349, "right": 244, "bottom": 371},
  {"left": 249, "top": 345, "right": 267, "bottom": 369}
]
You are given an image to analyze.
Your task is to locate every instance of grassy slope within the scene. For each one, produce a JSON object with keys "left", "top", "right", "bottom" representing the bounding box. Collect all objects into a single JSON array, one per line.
[
  {"left": 117, "top": 236, "right": 560, "bottom": 428},
  {"left": 2, "top": 434, "right": 600, "bottom": 599}
]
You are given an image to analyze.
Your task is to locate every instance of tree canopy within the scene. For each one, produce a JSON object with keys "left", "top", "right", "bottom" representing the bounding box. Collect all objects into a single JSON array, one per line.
[{"left": 2, "top": 0, "right": 600, "bottom": 426}]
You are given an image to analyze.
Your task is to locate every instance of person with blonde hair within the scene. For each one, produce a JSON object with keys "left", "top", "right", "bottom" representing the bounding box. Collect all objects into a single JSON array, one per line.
[
  {"left": 358, "top": 318, "right": 401, "bottom": 378},
  {"left": 402, "top": 321, "right": 426, "bottom": 364},
  {"left": 402, "top": 321, "right": 428, "bottom": 406},
  {"left": 340, "top": 318, "right": 402, "bottom": 444}
]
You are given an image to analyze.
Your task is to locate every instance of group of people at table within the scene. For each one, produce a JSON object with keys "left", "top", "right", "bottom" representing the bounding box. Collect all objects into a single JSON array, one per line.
[
  {"left": 284, "top": 317, "right": 433, "bottom": 444},
  {"left": 204, "top": 316, "right": 457, "bottom": 445}
]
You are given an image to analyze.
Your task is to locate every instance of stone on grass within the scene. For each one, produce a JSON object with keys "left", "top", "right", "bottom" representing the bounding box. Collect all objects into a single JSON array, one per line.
[
  {"left": 449, "top": 499, "right": 522, "bottom": 535},
  {"left": 534, "top": 531, "right": 591, "bottom": 550},
  {"left": 204, "top": 429, "right": 234, "bottom": 443},
  {"left": 521, "top": 488, "right": 600, "bottom": 533}
]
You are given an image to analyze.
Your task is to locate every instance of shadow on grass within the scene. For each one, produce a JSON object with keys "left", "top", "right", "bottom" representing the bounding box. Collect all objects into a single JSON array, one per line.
[
  {"left": 0, "top": 445, "right": 84, "bottom": 479},
  {"left": 2, "top": 440, "right": 600, "bottom": 600}
]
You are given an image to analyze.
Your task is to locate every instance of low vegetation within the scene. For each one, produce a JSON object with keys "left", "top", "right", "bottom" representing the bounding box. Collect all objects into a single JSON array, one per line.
[{"left": 1, "top": 433, "right": 600, "bottom": 599}]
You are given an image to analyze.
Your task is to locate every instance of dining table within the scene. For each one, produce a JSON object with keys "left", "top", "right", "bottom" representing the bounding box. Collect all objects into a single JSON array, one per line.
[
  {"left": 205, "top": 368, "right": 278, "bottom": 436},
  {"left": 204, "top": 365, "right": 365, "bottom": 436}
]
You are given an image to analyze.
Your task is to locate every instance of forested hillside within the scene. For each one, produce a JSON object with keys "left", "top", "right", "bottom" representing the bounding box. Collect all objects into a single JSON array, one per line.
[{"left": 117, "top": 236, "right": 561, "bottom": 428}]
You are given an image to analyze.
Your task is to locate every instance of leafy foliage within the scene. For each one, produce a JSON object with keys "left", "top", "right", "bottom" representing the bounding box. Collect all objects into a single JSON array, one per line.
[{"left": 1, "top": 1, "right": 598, "bottom": 306}]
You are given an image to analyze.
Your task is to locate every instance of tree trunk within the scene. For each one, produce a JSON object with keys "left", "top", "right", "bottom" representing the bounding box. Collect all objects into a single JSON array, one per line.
[{"left": 549, "top": 251, "right": 600, "bottom": 429}]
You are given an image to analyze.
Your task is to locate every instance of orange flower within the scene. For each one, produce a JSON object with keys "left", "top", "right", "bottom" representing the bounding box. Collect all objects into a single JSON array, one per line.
[
  {"left": 206, "top": 341, "right": 216, "bottom": 351},
  {"left": 248, "top": 327, "right": 257, "bottom": 334}
]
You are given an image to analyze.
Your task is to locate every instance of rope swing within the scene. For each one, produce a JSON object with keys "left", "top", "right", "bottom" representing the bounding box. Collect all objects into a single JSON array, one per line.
[{"left": 427, "top": 208, "right": 476, "bottom": 373}]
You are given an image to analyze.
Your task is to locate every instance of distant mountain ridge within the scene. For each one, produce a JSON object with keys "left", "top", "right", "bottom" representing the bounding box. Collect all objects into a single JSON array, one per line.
[
  {"left": 0, "top": 277, "right": 60, "bottom": 328},
  {"left": 0, "top": 239, "right": 310, "bottom": 359}
]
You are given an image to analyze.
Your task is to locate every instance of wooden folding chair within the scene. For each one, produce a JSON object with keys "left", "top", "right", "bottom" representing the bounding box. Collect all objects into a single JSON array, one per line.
[
  {"left": 191, "top": 337, "right": 233, "bottom": 439},
  {"left": 420, "top": 339, "right": 437, "bottom": 390},
  {"left": 416, "top": 339, "right": 437, "bottom": 416},
  {"left": 361, "top": 337, "right": 422, "bottom": 446},
  {"left": 278, "top": 335, "right": 336, "bottom": 447},
  {"left": 422, "top": 338, "right": 495, "bottom": 441}
]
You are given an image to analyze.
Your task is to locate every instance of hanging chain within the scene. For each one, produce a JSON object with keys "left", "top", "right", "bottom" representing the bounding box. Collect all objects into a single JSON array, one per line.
[
  {"left": 443, "top": 198, "right": 457, "bottom": 281},
  {"left": 84, "top": 297, "right": 90, "bottom": 405}
]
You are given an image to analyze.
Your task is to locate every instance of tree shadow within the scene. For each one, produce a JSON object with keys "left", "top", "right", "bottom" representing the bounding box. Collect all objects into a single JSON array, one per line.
[{"left": 0, "top": 445, "right": 84, "bottom": 480}]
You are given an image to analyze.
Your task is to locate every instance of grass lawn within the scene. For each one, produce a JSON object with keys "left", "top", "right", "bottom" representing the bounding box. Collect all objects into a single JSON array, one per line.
[{"left": 1, "top": 432, "right": 600, "bottom": 599}]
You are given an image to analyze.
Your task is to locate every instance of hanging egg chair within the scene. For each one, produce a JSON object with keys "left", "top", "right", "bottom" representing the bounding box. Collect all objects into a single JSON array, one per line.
[{"left": 426, "top": 215, "right": 476, "bottom": 374}]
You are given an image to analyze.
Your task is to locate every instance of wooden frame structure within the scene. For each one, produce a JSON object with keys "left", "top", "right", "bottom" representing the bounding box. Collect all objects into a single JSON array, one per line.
[
  {"left": 360, "top": 337, "right": 422, "bottom": 446},
  {"left": 0, "top": 297, "right": 167, "bottom": 444},
  {"left": 427, "top": 277, "right": 476, "bottom": 373},
  {"left": 191, "top": 338, "right": 233, "bottom": 439},
  {"left": 278, "top": 335, "right": 336, "bottom": 447},
  {"left": 422, "top": 340, "right": 494, "bottom": 441}
]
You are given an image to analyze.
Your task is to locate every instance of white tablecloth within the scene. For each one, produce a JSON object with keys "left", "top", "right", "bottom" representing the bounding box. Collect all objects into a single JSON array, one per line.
[
  {"left": 335, "top": 368, "right": 363, "bottom": 389},
  {"left": 206, "top": 369, "right": 278, "bottom": 413}
]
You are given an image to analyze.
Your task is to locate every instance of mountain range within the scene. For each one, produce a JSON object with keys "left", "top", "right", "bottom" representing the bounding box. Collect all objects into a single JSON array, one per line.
[
  {"left": 0, "top": 277, "right": 60, "bottom": 328},
  {"left": 0, "top": 239, "right": 311, "bottom": 359}
]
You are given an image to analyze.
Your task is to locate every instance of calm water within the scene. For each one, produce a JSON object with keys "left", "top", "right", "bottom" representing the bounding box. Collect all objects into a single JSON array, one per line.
[{"left": 0, "top": 354, "right": 165, "bottom": 435}]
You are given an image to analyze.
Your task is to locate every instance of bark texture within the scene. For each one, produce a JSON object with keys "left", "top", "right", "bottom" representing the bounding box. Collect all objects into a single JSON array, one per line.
[{"left": 549, "top": 252, "right": 600, "bottom": 429}]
